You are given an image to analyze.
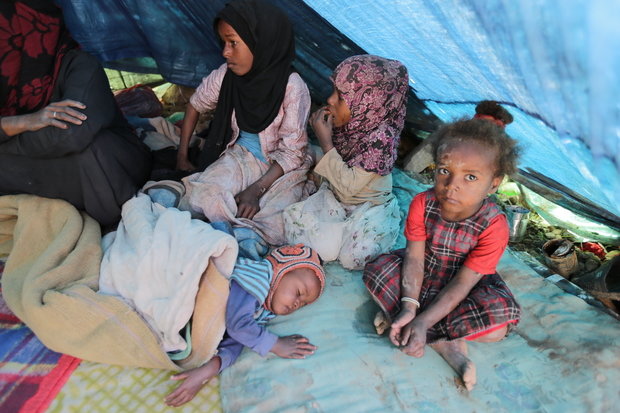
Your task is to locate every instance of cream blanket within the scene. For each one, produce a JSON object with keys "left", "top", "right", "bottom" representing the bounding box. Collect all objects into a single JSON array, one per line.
[
  {"left": 0, "top": 194, "right": 234, "bottom": 370},
  {"left": 99, "top": 193, "right": 238, "bottom": 352}
]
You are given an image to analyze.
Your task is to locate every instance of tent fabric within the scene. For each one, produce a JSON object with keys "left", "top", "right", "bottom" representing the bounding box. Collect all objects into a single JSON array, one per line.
[
  {"left": 57, "top": 0, "right": 620, "bottom": 222},
  {"left": 302, "top": 0, "right": 620, "bottom": 218},
  {"left": 221, "top": 252, "right": 620, "bottom": 412},
  {"left": 56, "top": 0, "right": 365, "bottom": 99}
]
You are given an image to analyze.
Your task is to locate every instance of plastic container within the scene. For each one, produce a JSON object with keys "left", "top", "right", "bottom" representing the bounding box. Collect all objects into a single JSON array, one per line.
[
  {"left": 505, "top": 205, "right": 530, "bottom": 242},
  {"left": 572, "top": 256, "right": 620, "bottom": 311}
]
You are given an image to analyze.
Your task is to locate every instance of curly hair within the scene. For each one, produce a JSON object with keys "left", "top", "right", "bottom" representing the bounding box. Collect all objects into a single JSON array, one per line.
[
  {"left": 431, "top": 117, "right": 520, "bottom": 177},
  {"left": 475, "top": 100, "right": 514, "bottom": 126}
]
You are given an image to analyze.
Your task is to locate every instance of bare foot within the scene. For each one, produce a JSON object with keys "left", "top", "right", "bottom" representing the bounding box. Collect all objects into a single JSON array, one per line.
[
  {"left": 373, "top": 311, "right": 389, "bottom": 335},
  {"left": 430, "top": 339, "right": 476, "bottom": 391}
]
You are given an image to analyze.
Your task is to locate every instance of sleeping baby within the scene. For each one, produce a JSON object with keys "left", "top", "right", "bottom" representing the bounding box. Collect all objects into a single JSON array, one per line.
[{"left": 164, "top": 244, "right": 325, "bottom": 407}]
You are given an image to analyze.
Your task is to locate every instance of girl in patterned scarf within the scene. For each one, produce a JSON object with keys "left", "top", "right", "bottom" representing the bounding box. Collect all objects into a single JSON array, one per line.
[
  {"left": 284, "top": 54, "right": 409, "bottom": 270},
  {"left": 364, "top": 103, "right": 520, "bottom": 391}
]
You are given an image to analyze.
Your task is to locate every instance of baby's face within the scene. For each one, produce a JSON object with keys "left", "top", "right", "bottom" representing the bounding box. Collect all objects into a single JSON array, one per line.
[{"left": 270, "top": 268, "right": 321, "bottom": 316}]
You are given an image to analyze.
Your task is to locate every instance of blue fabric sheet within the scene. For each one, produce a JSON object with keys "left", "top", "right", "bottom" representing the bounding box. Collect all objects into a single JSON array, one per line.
[
  {"left": 56, "top": 0, "right": 620, "bottom": 218},
  {"left": 303, "top": 0, "right": 620, "bottom": 217}
]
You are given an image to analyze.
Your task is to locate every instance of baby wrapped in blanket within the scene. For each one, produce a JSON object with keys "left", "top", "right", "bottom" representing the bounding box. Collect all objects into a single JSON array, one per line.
[{"left": 97, "top": 197, "right": 325, "bottom": 406}]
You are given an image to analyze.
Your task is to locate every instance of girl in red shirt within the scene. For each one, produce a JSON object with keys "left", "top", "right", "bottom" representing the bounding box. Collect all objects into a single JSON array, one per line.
[{"left": 364, "top": 101, "right": 521, "bottom": 391}]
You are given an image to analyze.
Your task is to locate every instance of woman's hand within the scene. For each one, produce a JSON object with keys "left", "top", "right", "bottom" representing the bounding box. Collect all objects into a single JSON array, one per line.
[
  {"left": 1, "top": 99, "right": 87, "bottom": 137},
  {"left": 309, "top": 107, "right": 334, "bottom": 153},
  {"left": 234, "top": 183, "right": 263, "bottom": 219},
  {"left": 271, "top": 334, "right": 317, "bottom": 359},
  {"left": 164, "top": 357, "right": 221, "bottom": 407},
  {"left": 33, "top": 99, "right": 87, "bottom": 131}
]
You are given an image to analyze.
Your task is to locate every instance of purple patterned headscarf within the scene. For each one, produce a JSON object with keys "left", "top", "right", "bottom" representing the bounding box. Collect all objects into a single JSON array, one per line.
[{"left": 331, "top": 55, "right": 408, "bottom": 175}]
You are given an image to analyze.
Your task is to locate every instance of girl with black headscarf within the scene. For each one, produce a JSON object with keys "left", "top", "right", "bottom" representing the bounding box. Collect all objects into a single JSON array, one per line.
[{"left": 174, "top": 0, "right": 312, "bottom": 246}]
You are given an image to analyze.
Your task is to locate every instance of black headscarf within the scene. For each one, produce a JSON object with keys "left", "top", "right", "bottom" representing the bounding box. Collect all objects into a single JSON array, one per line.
[{"left": 196, "top": 0, "right": 295, "bottom": 169}]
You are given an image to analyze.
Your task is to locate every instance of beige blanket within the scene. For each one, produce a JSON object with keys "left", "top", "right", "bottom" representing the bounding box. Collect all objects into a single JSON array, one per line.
[{"left": 0, "top": 194, "right": 179, "bottom": 370}]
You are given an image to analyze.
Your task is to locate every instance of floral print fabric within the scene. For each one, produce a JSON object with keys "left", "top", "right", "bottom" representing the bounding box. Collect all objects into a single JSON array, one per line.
[
  {"left": 182, "top": 145, "right": 308, "bottom": 245},
  {"left": 331, "top": 55, "right": 409, "bottom": 176},
  {"left": 283, "top": 183, "right": 401, "bottom": 270},
  {"left": 0, "top": 1, "right": 75, "bottom": 116}
]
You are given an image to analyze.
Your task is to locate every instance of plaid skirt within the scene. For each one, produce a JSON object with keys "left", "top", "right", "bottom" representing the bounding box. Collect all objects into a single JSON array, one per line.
[{"left": 363, "top": 249, "right": 521, "bottom": 342}]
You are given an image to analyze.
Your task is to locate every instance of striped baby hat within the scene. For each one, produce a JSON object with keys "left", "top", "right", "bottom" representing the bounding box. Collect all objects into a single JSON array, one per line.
[{"left": 264, "top": 244, "right": 325, "bottom": 312}]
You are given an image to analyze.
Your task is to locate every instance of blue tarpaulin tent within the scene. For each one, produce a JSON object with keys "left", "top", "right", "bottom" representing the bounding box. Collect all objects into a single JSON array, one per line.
[
  {"left": 4, "top": 1, "right": 619, "bottom": 412},
  {"left": 58, "top": 0, "right": 620, "bottom": 228}
]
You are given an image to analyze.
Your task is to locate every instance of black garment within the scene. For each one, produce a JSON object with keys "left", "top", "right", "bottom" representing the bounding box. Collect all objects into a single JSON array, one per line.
[
  {"left": 197, "top": 0, "right": 295, "bottom": 169},
  {"left": 0, "top": 50, "right": 152, "bottom": 226},
  {"left": 0, "top": 0, "right": 76, "bottom": 117}
]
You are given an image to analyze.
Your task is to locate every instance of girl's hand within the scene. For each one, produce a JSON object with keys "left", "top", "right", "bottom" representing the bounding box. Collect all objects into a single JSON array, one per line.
[
  {"left": 400, "top": 319, "right": 428, "bottom": 358},
  {"left": 176, "top": 155, "right": 196, "bottom": 172},
  {"left": 30, "top": 99, "right": 87, "bottom": 132},
  {"left": 271, "top": 334, "right": 317, "bottom": 359},
  {"left": 309, "top": 107, "right": 334, "bottom": 153},
  {"left": 164, "top": 357, "right": 221, "bottom": 407},
  {"left": 388, "top": 306, "right": 417, "bottom": 347},
  {"left": 234, "top": 184, "right": 263, "bottom": 219}
]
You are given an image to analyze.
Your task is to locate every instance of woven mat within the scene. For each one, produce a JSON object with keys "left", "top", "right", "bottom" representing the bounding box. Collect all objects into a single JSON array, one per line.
[
  {"left": 49, "top": 361, "right": 222, "bottom": 413},
  {"left": 0, "top": 260, "right": 81, "bottom": 413}
]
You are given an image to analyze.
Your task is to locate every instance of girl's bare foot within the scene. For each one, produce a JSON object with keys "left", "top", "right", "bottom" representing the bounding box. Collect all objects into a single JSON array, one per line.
[
  {"left": 373, "top": 310, "right": 389, "bottom": 335},
  {"left": 430, "top": 339, "right": 476, "bottom": 391}
]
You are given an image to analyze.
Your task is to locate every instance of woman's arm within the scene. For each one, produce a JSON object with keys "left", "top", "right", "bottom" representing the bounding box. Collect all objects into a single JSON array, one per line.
[
  {"left": 0, "top": 52, "right": 121, "bottom": 157},
  {"left": 0, "top": 99, "right": 86, "bottom": 138},
  {"left": 164, "top": 356, "right": 222, "bottom": 407}
]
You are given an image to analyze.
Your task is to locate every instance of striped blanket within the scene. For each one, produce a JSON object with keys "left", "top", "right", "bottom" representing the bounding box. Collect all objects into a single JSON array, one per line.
[{"left": 0, "top": 261, "right": 81, "bottom": 413}]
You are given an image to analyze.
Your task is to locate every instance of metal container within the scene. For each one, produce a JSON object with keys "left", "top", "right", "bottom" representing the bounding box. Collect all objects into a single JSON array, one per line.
[{"left": 505, "top": 205, "right": 530, "bottom": 242}]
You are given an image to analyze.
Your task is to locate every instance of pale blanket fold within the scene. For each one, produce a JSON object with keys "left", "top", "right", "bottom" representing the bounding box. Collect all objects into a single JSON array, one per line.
[
  {"left": 0, "top": 194, "right": 178, "bottom": 369},
  {"left": 99, "top": 193, "right": 238, "bottom": 352}
]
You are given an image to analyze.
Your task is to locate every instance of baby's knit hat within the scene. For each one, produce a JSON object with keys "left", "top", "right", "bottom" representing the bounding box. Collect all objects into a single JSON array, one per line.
[{"left": 264, "top": 244, "right": 325, "bottom": 312}]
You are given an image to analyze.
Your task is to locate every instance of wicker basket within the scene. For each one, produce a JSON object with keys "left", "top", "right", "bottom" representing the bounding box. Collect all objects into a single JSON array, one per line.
[{"left": 542, "top": 239, "right": 578, "bottom": 279}]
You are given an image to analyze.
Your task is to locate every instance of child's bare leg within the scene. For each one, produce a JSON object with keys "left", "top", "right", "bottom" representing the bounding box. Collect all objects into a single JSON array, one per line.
[
  {"left": 472, "top": 326, "right": 508, "bottom": 343},
  {"left": 430, "top": 339, "right": 476, "bottom": 391},
  {"left": 373, "top": 310, "right": 390, "bottom": 335},
  {"left": 164, "top": 356, "right": 221, "bottom": 407}
]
